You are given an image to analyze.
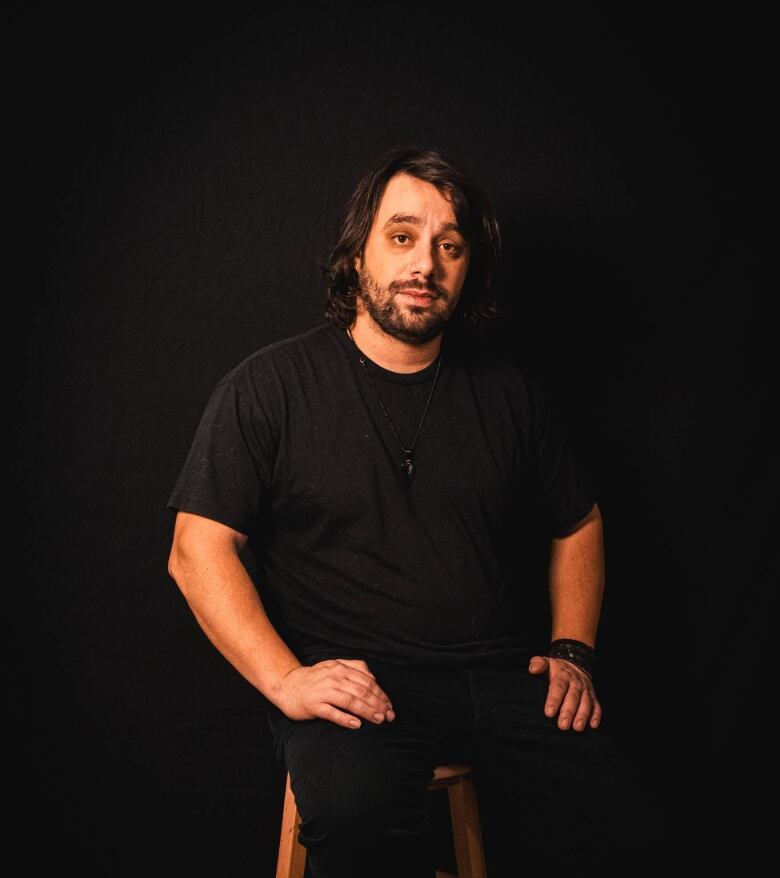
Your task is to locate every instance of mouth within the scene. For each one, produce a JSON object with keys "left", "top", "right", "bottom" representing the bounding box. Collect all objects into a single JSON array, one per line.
[{"left": 398, "top": 288, "right": 439, "bottom": 305}]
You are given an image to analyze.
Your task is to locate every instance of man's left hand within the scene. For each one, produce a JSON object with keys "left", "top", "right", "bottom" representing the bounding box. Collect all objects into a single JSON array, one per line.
[{"left": 528, "top": 655, "right": 602, "bottom": 731}]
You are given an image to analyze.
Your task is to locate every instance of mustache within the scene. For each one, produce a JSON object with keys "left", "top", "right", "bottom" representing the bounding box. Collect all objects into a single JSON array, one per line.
[{"left": 389, "top": 278, "right": 447, "bottom": 299}]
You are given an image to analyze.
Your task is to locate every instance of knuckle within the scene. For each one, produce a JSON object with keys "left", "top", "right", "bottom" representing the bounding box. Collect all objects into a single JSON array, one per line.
[{"left": 314, "top": 703, "right": 333, "bottom": 720}]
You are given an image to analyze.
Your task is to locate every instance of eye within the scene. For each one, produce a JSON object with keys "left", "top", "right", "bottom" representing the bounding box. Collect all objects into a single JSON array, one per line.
[
  {"left": 439, "top": 241, "right": 462, "bottom": 255},
  {"left": 392, "top": 234, "right": 410, "bottom": 245}
]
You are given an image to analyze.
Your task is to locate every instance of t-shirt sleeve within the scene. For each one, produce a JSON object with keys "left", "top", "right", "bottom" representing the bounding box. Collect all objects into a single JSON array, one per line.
[
  {"left": 167, "top": 377, "right": 276, "bottom": 535},
  {"left": 528, "top": 378, "right": 596, "bottom": 537}
]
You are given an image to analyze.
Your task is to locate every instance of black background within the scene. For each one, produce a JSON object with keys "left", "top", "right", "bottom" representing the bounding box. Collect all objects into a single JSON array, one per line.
[{"left": 11, "top": 2, "right": 772, "bottom": 873}]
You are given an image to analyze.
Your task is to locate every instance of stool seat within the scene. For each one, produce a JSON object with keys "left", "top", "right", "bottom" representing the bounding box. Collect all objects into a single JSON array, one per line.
[
  {"left": 429, "top": 763, "right": 472, "bottom": 784},
  {"left": 275, "top": 761, "right": 487, "bottom": 878}
]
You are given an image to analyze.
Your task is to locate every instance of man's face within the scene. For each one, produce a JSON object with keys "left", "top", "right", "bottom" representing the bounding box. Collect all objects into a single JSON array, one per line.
[{"left": 354, "top": 173, "right": 470, "bottom": 344}]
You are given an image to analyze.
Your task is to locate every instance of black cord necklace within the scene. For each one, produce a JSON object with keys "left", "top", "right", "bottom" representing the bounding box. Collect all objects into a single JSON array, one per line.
[{"left": 347, "top": 328, "right": 442, "bottom": 485}]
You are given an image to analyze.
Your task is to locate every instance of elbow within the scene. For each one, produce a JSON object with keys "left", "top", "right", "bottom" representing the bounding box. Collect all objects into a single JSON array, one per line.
[
  {"left": 167, "top": 540, "right": 190, "bottom": 593},
  {"left": 167, "top": 512, "right": 204, "bottom": 592},
  {"left": 167, "top": 543, "right": 182, "bottom": 585},
  {"left": 167, "top": 512, "right": 247, "bottom": 596},
  {"left": 167, "top": 526, "right": 201, "bottom": 595},
  {"left": 167, "top": 537, "right": 204, "bottom": 603}
]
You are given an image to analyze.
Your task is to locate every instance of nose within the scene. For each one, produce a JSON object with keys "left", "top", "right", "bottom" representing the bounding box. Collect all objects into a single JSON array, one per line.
[{"left": 408, "top": 239, "right": 436, "bottom": 279}]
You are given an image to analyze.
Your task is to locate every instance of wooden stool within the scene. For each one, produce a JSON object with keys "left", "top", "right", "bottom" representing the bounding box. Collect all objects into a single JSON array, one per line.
[{"left": 276, "top": 762, "right": 487, "bottom": 878}]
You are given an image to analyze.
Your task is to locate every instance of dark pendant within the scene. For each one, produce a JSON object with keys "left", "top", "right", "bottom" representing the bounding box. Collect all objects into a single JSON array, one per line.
[{"left": 403, "top": 452, "right": 415, "bottom": 485}]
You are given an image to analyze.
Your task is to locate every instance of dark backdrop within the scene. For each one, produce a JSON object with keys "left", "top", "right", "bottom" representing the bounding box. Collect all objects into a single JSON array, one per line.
[{"left": 12, "top": 2, "right": 771, "bottom": 873}]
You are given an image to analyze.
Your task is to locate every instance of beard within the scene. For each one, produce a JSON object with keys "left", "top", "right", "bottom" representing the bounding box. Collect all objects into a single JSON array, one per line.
[{"left": 357, "top": 266, "right": 457, "bottom": 345}]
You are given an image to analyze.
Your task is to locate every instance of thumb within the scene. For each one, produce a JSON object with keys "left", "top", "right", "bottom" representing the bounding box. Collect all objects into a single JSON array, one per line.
[{"left": 528, "top": 655, "right": 549, "bottom": 675}]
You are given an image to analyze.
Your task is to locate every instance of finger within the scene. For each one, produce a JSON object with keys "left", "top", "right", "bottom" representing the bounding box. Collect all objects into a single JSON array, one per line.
[
  {"left": 335, "top": 658, "right": 377, "bottom": 680},
  {"left": 314, "top": 701, "right": 366, "bottom": 729},
  {"left": 331, "top": 660, "right": 389, "bottom": 701},
  {"left": 330, "top": 679, "right": 394, "bottom": 722},
  {"left": 320, "top": 658, "right": 374, "bottom": 677},
  {"left": 334, "top": 665, "right": 394, "bottom": 712},
  {"left": 570, "top": 688, "right": 594, "bottom": 732},
  {"left": 528, "top": 655, "right": 548, "bottom": 675},
  {"left": 327, "top": 674, "right": 397, "bottom": 722},
  {"left": 543, "top": 677, "right": 569, "bottom": 718},
  {"left": 589, "top": 697, "right": 603, "bottom": 728},
  {"left": 557, "top": 681, "right": 586, "bottom": 730},
  {"left": 329, "top": 660, "right": 395, "bottom": 721}
]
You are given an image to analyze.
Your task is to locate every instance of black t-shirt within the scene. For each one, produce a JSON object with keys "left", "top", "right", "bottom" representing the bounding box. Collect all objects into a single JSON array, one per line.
[{"left": 168, "top": 322, "right": 595, "bottom": 669}]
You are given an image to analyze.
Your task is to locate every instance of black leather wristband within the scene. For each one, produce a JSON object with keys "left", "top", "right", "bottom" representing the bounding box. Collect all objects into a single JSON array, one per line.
[{"left": 549, "top": 638, "right": 595, "bottom": 679}]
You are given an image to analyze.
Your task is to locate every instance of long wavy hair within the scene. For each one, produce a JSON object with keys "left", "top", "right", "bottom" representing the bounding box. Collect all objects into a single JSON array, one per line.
[{"left": 324, "top": 145, "right": 501, "bottom": 340}]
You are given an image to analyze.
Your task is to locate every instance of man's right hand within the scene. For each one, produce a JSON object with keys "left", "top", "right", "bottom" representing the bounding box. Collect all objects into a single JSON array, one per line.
[{"left": 274, "top": 658, "right": 396, "bottom": 729}]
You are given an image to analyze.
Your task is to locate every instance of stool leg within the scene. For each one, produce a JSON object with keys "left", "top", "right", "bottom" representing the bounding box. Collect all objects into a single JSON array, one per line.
[
  {"left": 447, "top": 775, "right": 487, "bottom": 878},
  {"left": 276, "top": 772, "right": 308, "bottom": 878}
]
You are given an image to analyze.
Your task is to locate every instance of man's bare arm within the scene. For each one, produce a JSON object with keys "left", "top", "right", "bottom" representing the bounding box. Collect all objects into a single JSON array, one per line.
[
  {"left": 528, "top": 503, "right": 605, "bottom": 731},
  {"left": 167, "top": 511, "right": 395, "bottom": 728},
  {"left": 549, "top": 502, "right": 605, "bottom": 646}
]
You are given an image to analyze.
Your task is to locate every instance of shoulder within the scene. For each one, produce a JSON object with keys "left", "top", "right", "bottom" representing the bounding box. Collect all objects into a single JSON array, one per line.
[
  {"left": 225, "top": 322, "right": 336, "bottom": 378},
  {"left": 451, "top": 343, "right": 560, "bottom": 451},
  {"left": 216, "top": 322, "right": 339, "bottom": 399},
  {"left": 454, "top": 343, "right": 544, "bottom": 408}
]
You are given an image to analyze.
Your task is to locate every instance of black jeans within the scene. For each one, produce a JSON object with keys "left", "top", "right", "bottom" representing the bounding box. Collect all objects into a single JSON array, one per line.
[{"left": 267, "top": 655, "right": 631, "bottom": 877}]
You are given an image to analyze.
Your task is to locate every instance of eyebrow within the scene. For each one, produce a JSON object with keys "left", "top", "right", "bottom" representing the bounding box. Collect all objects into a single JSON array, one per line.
[{"left": 382, "top": 213, "right": 464, "bottom": 235}]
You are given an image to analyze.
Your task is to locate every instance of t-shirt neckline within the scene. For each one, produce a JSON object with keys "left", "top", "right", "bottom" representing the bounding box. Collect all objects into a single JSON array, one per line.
[{"left": 335, "top": 323, "right": 443, "bottom": 385}]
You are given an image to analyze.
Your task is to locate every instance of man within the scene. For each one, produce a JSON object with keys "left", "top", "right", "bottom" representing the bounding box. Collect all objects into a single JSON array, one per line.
[{"left": 167, "top": 146, "right": 624, "bottom": 875}]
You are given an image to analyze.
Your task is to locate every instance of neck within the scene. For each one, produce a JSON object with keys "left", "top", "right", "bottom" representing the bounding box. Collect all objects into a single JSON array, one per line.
[{"left": 349, "top": 310, "right": 441, "bottom": 373}]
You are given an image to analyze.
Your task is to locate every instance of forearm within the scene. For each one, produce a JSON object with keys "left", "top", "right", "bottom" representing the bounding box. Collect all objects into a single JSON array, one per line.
[
  {"left": 169, "top": 525, "right": 301, "bottom": 703},
  {"left": 548, "top": 504, "right": 605, "bottom": 647}
]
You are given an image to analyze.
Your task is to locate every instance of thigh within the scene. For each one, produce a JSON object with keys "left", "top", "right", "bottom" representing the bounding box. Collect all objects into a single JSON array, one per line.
[
  {"left": 267, "top": 700, "right": 436, "bottom": 821},
  {"left": 265, "top": 659, "right": 472, "bottom": 820},
  {"left": 265, "top": 661, "right": 473, "bottom": 878},
  {"left": 469, "top": 667, "right": 627, "bottom": 871}
]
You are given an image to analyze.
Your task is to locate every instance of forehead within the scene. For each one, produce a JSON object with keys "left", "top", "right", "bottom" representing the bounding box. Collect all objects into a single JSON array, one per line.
[{"left": 374, "top": 173, "right": 457, "bottom": 226}]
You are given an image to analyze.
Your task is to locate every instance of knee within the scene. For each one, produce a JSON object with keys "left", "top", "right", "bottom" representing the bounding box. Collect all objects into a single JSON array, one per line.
[{"left": 294, "top": 762, "right": 425, "bottom": 845}]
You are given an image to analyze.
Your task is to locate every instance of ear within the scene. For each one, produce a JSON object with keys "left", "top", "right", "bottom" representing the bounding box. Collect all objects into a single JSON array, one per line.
[{"left": 353, "top": 252, "right": 362, "bottom": 273}]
